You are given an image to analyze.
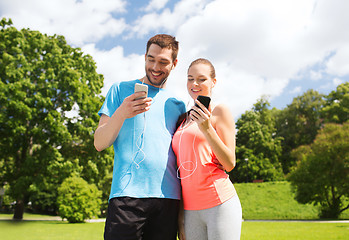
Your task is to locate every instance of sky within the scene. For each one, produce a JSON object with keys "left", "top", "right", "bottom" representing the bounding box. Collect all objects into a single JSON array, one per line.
[{"left": 1, "top": 0, "right": 348, "bottom": 118}]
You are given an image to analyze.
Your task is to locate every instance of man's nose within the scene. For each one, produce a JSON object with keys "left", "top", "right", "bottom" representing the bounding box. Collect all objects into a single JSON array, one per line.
[{"left": 153, "top": 62, "right": 161, "bottom": 71}]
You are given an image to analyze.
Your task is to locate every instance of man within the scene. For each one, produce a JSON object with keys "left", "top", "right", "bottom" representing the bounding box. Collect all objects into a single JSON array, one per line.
[{"left": 94, "top": 34, "right": 186, "bottom": 240}]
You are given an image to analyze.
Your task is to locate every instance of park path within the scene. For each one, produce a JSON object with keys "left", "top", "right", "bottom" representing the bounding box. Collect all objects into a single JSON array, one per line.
[
  {"left": 2, "top": 217, "right": 348, "bottom": 223},
  {"left": 244, "top": 219, "right": 349, "bottom": 223}
]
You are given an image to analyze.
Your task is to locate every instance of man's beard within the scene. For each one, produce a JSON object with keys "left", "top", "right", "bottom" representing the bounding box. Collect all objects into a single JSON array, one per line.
[{"left": 146, "top": 73, "right": 168, "bottom": 88}]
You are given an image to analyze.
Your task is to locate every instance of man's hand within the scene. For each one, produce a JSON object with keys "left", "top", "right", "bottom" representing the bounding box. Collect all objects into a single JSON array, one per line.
[{"left": 119, "top": 91, "right": 152, "bottom": 119}]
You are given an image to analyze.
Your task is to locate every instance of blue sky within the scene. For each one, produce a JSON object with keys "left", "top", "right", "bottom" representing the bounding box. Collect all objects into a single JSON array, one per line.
[{"left": 1, "top": 0, "right": 348, "bottom": 117}]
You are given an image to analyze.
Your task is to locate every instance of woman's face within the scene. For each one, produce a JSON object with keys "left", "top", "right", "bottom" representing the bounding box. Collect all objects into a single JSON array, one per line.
[{"left": 187, "top": 63, "right": 216, "bottom": 100}]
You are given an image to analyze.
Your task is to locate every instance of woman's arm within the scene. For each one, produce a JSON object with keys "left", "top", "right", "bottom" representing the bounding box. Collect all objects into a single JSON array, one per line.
[{"left": 190, "top": 101, "right": 236, "bottom": 172}]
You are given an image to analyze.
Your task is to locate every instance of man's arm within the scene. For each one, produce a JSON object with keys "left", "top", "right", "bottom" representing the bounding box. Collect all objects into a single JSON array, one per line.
[{"left": 94, "top": 91, "right": 151, "bottom": 151}]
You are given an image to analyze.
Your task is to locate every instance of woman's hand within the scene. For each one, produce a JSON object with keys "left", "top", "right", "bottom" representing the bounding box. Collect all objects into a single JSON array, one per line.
[
  {"left": 189, "top": 99, "right": 212, "bottom": 132},
  {"left": 190, "top": 102, "right": 237, "bottom": 172}
]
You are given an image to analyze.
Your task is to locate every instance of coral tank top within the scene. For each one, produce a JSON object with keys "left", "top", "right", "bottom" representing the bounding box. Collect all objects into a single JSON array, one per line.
[{"left": 172, "top": 121, "right": 236, "bottom": 210}]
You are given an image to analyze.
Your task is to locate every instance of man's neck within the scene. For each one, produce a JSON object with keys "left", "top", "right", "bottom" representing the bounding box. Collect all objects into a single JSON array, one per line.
[{"left": 140, "top": 76, "right": 167, "bottom": 89}]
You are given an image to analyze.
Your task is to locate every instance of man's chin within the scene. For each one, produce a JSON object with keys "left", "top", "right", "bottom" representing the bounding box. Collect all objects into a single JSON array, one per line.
[{"left": 147, "top": 75, "right": 167, "bottom": 87}]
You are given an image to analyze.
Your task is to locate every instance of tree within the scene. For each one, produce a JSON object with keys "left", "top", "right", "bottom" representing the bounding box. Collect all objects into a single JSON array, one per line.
[
  {"left": 321, "top": 82, "right": 349, "bottom": 124},
  {"left": 231, "top": 97, "right": 284, "bottom": 182},
  {"left": 275, "top": 89, "right": 325, "bottom": 174},
  {"left": 57, "top": 176, "right": 101, "bottom": 223},
  {"left": 288, "top": 122, "right": 349, "bottom": 218},
  {"left": 0, "top": 18, "right": 112, "bottom": 220}
]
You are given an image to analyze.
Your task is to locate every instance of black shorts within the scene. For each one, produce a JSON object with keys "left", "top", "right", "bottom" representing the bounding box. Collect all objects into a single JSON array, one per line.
[{"left": 104, "top": 197, "right": 180, "bottom": 240}]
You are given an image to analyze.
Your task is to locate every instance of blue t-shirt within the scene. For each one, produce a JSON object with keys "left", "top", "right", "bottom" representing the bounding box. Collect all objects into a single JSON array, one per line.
[{"left": 98, "top": 79, "right": 186, "bottom": 200}]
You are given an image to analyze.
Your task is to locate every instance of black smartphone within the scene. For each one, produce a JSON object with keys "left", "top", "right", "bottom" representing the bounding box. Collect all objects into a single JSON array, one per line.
[{"left": 195, "top": 95, "right": 211, "bottom": 110}]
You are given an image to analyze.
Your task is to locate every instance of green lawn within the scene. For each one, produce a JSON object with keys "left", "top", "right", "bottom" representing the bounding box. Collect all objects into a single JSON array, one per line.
[
  {"left": 1, "top": 181, "right": 348, "bottom": 239},
  {"left": 0, "top": 220, "right": 105, "bottom": 240},
  {"left": 0, "top": 220, "right": 348, "bottom": 240},
  {"left": 235, "top": 181, "right": 349, "bottom": 220},
  {"left": 241, "top": 221, "right": 349, "bottom": 240}
]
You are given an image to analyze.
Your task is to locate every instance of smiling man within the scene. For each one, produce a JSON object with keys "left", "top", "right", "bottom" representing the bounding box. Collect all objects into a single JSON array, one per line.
[{"left": 94, "top": 34, "right": 186, "bottom": 240}]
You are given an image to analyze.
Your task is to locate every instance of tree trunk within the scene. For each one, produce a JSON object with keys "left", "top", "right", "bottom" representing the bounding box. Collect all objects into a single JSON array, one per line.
[{"left": 13, "top": 199, "right": 25, "bottom": 220}]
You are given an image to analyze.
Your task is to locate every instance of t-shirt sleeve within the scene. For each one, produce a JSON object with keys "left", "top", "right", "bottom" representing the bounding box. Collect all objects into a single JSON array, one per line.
[{"left": 98, "top": 83, "right": 120, "bottom": 117}]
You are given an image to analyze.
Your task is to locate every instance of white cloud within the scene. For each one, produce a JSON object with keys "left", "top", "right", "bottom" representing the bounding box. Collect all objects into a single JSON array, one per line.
[
  {"left": 289, "top": 86, "right": 302, "bottom": 94},
  {"left": 332, "top": 78, "right": 343, "bottom": 86},
  {"left": 81, "top": 44, "right": 144, "bottom": 96},
  {"left": 0, "top": 0, "right": 127, "bottom": 46},
  {"left": 171, "top": 0, "right": 317, "bottom": 114},
  {"left": 143, "top": 0, "right": 169, "bottom": 12},
  {"left": 171, "top": 0, "right": 349, "bottom": 114},
  {"left": 128, "top": 0, "right": 211, "bottom": 38},
  {"left": 310, "top": 70, "right": 322, "bottom": 81},
  {"left": 325, "top": 45, "right": 349, "bottom": 76},
  {"left": 1, "top": 0, "right": 349, "bottom": 116}
]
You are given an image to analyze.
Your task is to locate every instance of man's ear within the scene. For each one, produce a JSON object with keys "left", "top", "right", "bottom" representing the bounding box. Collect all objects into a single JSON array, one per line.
[{"left": 172, "top": 59, "right": 178, "bottom": 69}]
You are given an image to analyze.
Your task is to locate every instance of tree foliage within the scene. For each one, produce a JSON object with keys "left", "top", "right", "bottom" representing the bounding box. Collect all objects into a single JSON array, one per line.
[
  {"left": 231, "top": 97, "right": 284, "bottom": 182},
  {"left": 321, "top": 82, "right": 349, "bottom": 124},
  {"left": 288, "top": 122, "right": 349, "bottom": 218},
  {"left": 0, "top": 18, "right": 113, "bottom": 220},
  {"left": 275, "top": 89, "right": 325, "bottom": 173},
  {"left": 57, "top": 176, "right": 101, "bottom": 223}
]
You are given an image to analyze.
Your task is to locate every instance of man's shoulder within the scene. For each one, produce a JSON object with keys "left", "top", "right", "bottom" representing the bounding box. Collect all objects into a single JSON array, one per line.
[
  {"left": 118, "top": 79, "right": 139, "bottom": 87},
  {"left": 108, "top": 80, "right": 139, "bottom": 92},
  {"left": 162, "top": 89, "right": 184, "bottom": 101},
  {"left": 163, "top": 92, "right": 185, "bottom": 105},
  {"left": 162, "top": 93, "right": 186, "bottom": 113}
]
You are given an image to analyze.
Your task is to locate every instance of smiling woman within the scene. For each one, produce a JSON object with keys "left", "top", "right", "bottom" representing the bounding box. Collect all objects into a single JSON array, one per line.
[{"left": 173, "top": 58, "right": 242, "bottom": 240}]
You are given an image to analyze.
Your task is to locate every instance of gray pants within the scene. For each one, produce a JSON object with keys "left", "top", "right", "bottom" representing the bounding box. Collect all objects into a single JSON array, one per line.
[{"left": 184, "top": 195, "right": 242, "bottom": 240}]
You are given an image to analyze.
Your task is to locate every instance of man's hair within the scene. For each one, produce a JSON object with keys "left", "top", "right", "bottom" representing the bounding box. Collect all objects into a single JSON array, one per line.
[
  {"left": 146, "top": 34, "right": 179, "bottom": 62},
  {"left": 188, "top": 58, "right": 216, "bottom": 79}
]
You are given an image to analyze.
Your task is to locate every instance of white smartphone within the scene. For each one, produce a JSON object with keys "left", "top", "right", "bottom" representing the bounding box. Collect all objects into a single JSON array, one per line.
[{"left": 134, "top": 83, "right": 148, "bottom": 100}]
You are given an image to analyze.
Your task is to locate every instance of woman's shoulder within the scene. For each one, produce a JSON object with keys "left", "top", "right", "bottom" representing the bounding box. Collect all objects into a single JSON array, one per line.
[
  {"left": 212, "top": 103, "right": 235, "bottom": 127},
  {"left": 212, "top": 103, "right": 232, "bottom": 117}
]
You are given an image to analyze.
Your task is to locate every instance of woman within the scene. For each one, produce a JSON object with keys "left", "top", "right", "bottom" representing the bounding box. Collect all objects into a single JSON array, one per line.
[{"left": 172, "top": 58, "right": 242, "bottom": 240}]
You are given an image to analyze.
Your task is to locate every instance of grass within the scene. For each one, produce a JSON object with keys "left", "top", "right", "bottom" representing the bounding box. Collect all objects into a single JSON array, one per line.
[
  {"left": 1, "top": 181, "right": 348, "bottom": 239},
  {"left": 241, "top": 221, "right": 349, "bottom": 240},
  {"left": 235, "top": 181, "right": 349, "bottom": 220},
  {"left": 0, "top": 212, "right": 61, "bottom": 220},
  {"left": 0, "top": 220, "right": 105, "bottom": 240},
  {"left": 0, "top": 220, "right": 348, "bottom": 240}
]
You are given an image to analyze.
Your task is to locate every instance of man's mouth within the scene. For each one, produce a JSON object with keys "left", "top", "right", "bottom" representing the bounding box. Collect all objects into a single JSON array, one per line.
[{"left": 151, "top": 71, "right": 162, "bottom": 77}]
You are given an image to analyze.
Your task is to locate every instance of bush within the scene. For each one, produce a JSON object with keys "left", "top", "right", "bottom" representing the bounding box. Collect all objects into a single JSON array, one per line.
[
  {"left": 288, "top": 122, "right": 349, "bottom": 219},
  {"left": 57, "top": 176, "right": 101, "bottom": 223}
]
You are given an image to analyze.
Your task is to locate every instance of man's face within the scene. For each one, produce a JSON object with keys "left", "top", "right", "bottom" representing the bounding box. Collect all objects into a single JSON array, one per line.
[{"left": 144, "top": 44, "right": 177, "bottom": 87}]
